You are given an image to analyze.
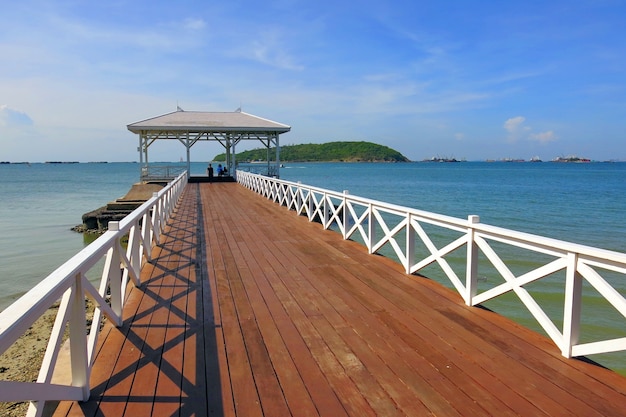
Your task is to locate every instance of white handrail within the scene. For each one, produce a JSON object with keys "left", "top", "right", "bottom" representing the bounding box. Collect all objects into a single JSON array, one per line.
[
  {"left": 237, "top": 170, "right": 626, "bottom": 360},
  {"left": 0, "top": 171, "right": 188, "bottom": 417}
]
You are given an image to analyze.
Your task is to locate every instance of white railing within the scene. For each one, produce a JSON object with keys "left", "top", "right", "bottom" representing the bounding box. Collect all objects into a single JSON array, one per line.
[
  {"left": 237, "top": 170, "right": 626, "bottom": 359},
  {"left": 140, "top": 164, "right": 187, "bottom": 182},
  {"left": 0, "top": 171, "right": 188, "bottom": 417},
  {"left": 235, "top": 163, "right": 279, "bottom": 177}
]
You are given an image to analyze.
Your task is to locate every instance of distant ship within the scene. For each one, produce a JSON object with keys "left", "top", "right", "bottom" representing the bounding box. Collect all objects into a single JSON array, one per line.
[
  {"left": 552, "top": 156, "right": 591, "bottom": 163},
  {"left": 485, "top": 157, "right": 542, "bottom": 162},
  {"left": 422, "top": 156, "right": 462, "bottom": 163}
]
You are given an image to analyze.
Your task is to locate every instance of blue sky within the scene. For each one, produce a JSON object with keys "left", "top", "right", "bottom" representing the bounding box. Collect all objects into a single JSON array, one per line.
[{"left": 1, "top": 0, "right": 625, "bottom": 162}]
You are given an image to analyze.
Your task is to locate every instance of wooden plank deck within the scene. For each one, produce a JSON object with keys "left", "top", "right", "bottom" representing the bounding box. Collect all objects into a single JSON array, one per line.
[{"left": 51, "top": 182, "right": 626, "bottom": 416}]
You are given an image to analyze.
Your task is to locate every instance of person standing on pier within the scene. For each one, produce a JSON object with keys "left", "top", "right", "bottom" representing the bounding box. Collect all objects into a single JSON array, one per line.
[{"left": 207, "top": 163, "right": 214, "bottom": 181}]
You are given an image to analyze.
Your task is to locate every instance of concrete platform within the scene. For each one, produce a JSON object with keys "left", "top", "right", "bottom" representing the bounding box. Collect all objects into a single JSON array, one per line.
[{"left": 188, "top": 175, "right": 236, "bottom": 183}]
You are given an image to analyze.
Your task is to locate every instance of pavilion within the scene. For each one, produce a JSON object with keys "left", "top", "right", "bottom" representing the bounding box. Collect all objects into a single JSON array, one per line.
[{"left": 127, "top": 108, "right": 291, "bottom": 181}]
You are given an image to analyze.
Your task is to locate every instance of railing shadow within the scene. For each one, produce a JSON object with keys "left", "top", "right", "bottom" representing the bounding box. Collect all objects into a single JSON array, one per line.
[{"left": 77, "top": 184, "right": 223, "bottom": 416}]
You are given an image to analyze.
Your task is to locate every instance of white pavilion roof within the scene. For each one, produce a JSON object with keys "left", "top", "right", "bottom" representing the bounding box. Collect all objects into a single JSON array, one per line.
[{"left": 127, "top": 110, "right": 291, "bottom": 134}]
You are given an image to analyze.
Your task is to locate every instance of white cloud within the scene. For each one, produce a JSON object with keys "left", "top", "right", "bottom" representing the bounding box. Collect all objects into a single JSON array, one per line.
[
  {"left": 242, "top": 30, "right": 304, "bottom": 70},
  {"left": 530, "top": 130, "right": 557, "bottom": 143},
  {"left": 503, "top": 116, "right": 558, "bottom": 145},
  {"left": 503, "top": 116, "right": 526, "bottom": 133},
  {"left": 0, "top": 105, "right": 33, "bottom": 127},
  {"left": 503, "top": 116, "right": 532, "bottom": 142}
]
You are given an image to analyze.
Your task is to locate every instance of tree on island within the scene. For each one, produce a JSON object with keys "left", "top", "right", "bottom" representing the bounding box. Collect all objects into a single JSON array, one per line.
[{"left": 212, "top": 141, "right": 410, "bottom": 162}]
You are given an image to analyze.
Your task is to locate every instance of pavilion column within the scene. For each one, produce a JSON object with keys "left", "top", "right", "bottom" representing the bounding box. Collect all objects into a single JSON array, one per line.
[
  {"left": 226, "top": 135, "right": 232, "bottom": 175},
  {"left": 141, "top": 133, "right": 149, "bottom": 164},
  {"left": 275, "top": 134, "right": 280, "bottom": 178},
  {"left": 140, "top": 133, "right": 149, "bottom": 181},
  {"left": 232, "top": 141, "right": 237, "bottom": 180},
  {"left": 138, "top": 134, "right": 143, "bottom": 168},
  {"left": 185, "top": 133, "right": 191, "bottom": 175}
]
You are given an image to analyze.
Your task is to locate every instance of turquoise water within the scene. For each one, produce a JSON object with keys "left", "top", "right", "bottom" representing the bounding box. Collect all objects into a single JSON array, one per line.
[
  {"left": 0, "top": 163, "right": 140, "bottom": 307},
  {"left": 1, "top": 161, "right": 625, "bottom": 371},
  {"left": 280, "top": 162, "right": 626, "bottom": 252}
]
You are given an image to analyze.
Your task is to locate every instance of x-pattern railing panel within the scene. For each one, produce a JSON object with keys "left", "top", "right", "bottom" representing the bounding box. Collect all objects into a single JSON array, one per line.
[
  {"left": 410, "top": 217, "right": 468, "bottom": 295},
  {"left": 296, "top": 187, "right": 310, "bottom": 217},
  {"left": 369, "top": 206, "right": 408, "bottom": 266},
  {"left": 306, "top": 189, "right": 326, "bottom": 223},
  {"left": 344, "top": 199, "right": 371, "bottom": 249},
  {"left": 286, "top": 184, "right": 300, "bottom": 211},
  {"left": 474, "top": 233, "right": 566, "bottom": 345},
  {"left": 322, "top": 193, "right": 346, "bottom": 235}
]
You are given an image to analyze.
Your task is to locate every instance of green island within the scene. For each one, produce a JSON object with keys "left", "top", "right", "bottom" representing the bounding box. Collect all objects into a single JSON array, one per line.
[{"left": 213, "top": 141, "right": 410, "bottom": 162}]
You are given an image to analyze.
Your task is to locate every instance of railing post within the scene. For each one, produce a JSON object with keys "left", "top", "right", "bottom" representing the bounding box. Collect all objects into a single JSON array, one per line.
[
  {"left": 107, "top": 222, "right": 123, "bottom": 318},
  {"left": 308, "top": 186, "right": 314, "bottom": 222},
  {"left": 465, "top": 215, "right": 480, "bottom": 306},
  {"left": 342, "top": 190, "right": 349, "bottom": 239},
  {"left": 69, "top": 273, "right": 90, "bottom": 400},
  {"left": 142, "top": 210, "right": 153, "bottom": 262},
  {"left": 296, "top": 181, "right": 302, "bottom": 214},
  {"left": 562, "top": 252, "right": 582, "bottom": 357},
  {"left": 323, "top": 192, "right": 329, "bottom": 229},
  {"left": 128, "top": 220, "right": 142, "bottom": 286},
  {"left": 368, "top": 203, "right": 375, "bottom": 254},
  {"left": 406, "top": 213, "right": 415, "bottom": 274},
  {"left": 152, "top": 192, "right": 161, "bottom": 244}
]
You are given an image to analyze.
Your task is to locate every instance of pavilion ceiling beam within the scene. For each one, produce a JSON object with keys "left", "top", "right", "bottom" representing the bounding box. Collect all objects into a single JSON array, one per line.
[{"left": 141, "top": 130, "right": 281, "bottom": 145}]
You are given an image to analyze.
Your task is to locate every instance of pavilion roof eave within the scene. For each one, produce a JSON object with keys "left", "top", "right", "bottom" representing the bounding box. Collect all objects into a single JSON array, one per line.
[
  {"left": 126, "top": 110, "right": 291, "bottom": 135},
  {"left": 127, "top": 126, "right": 291, "bottom": 134}
]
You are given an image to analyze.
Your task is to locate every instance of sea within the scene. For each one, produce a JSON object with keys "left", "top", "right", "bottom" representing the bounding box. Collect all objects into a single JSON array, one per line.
[{"left": 1, "top": 161, "right": 625, "bottom": 372}]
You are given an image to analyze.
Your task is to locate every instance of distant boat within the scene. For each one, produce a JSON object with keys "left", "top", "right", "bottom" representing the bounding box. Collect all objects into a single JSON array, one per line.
[
  {"left": 423, "top": 156, "right": 461, "bottom": 163},
  {"left": 530, "top": 156, "right": 542, "bottom": 162},
  {"left": 552, "top": 155, "right": 591, "bottom": 163}
]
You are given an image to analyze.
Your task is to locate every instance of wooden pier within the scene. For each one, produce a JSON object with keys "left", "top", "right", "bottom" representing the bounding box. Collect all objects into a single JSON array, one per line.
[{"left": 51, "top": 182, "right": 626, "bottom": 416}]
